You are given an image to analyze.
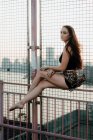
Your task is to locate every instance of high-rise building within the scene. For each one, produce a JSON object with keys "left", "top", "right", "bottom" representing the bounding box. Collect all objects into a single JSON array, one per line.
[{"left": 46, "top": 47, "right": 55, "bottom": 66}]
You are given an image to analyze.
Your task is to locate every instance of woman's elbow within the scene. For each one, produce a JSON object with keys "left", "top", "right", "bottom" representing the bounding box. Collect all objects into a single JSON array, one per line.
[{"left": 59, "top": 65, "right": 67, "bottom": 71}]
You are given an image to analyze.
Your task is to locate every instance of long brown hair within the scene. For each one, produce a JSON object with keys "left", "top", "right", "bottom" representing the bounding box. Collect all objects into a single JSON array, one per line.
[{"left": 63, "top": 25, "right": 83, "bottom": 69}]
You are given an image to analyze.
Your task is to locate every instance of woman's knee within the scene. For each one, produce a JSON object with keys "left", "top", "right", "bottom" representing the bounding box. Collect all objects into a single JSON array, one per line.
[
  {"left": 36, "top": 70, "right": 42, "bottom": 77},
  {"left": 36, "top": 70, "right": 47, "bottom": 79},
  {"left": 38, "top": 80, "right": 47, "bottom": 90}
]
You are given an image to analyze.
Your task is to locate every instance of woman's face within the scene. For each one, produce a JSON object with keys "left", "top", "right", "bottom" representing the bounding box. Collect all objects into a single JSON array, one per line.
[{"left": 60, "top": 27, "right": 70, "bottom": 42}]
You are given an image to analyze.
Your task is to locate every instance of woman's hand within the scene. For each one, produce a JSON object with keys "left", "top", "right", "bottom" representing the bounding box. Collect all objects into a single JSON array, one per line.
[
  {"left": 40, "top": 66, "right": 49, "bottom": 71},
  {"left": 46, "top": 69, "right": 55, "bottom": 78}
]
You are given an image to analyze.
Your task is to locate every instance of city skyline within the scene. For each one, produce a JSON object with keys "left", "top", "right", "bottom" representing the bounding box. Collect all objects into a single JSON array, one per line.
[{"left": 0, "top": 0, "right": 93, "bottom": 64}]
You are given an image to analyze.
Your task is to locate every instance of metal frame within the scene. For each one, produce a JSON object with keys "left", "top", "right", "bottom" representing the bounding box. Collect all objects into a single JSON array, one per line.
[
  {"left": 0, "top": 81, "right": 3, "bottom": 140},
  {"left": 31, "top": 0, "right": 38, "bottom": 140},
  {"left": 0, "top": 81, "right": 93, "bottom": 140},
  {"left": 0, "top": 0, "right": 93, "bottom": 140}
]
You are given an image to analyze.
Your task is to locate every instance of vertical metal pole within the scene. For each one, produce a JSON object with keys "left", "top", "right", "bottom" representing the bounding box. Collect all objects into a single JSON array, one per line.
[
  {"left": 78, "top": 102, "right": 80, "bottom": 138},
  {"left": 54, "top": 99, "right": 56, "bottom": 140},
  {"left": 86, "top": 103, "right": 88, "bottom": 140},
  {"left": 0, "top": 81, "right": 3, "bottom": 140},
  {"left": 31, "top": 0, "right": 38, "bottom": 140},
  {"left": 27, "top": 49, "right": 30, "bottom": 121},
  {"left": 26, "top": 0, "right": 31, "bottom": 139},
  {"left": 27, "top": 0, "right": 30, "bottom": 89},
  {"left": 70, "top": 101, "right": 72, "bottom": 136},
  {"left": 39, "top": 0, "right": 43, "bottom": 133},
  {"left": 62, "top": 100, "right": 64, "bottom": 135},
  {"left": 39, "top": 0, "right": 42, "bottom": 68}
]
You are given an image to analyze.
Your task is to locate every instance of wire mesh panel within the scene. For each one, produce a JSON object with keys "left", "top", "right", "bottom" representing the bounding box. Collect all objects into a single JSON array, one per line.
[
  {"left": 40, "top": 0, "right": 93, "bottom": 99},
  {"left": 0, "top": 0, "right": 28, "bottom": 105},
  {"left": 3, "top": 92, "right": 33, "bottom": 140},
  {"left": 40, "top": 0, "right": 93, "bottom": 139},
  {"left": 0, "top": 0, "right": 34, "bottom": 139},
  {"left": 0, "top": 0, "right": 93, "bottom": 139},
  {"left": 39, "top": 95, "right": 93, "bottom": 140}
]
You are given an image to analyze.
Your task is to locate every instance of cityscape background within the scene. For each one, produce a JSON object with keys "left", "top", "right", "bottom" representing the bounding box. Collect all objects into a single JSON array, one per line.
[
  {"left": 0, "top": 47, "right": 93, "bottom": 84},
  {"left": 0, "top": 0, "right": 93, "bottom": 86}
]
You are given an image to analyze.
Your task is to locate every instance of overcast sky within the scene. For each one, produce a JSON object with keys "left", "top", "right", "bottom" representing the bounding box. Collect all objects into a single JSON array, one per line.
[{"left": 0, "top": 0, "right": 93, "bottom": 65}]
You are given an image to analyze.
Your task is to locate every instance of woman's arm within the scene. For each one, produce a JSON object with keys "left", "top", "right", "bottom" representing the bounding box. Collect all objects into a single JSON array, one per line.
[{"left": 44, "top": 47, "right": 71, "bottom": 72}]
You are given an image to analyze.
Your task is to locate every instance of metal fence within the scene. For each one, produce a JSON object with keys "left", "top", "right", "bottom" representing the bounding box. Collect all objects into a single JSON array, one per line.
[
  {"left": 0, "top": 0, "right": 93, "bottom": 140},
  {"left": 0, "top": 81, "right": 93, "bottom": 140},
  {"left": 40, "top": 1, "right": 93, "bottom": 139}
]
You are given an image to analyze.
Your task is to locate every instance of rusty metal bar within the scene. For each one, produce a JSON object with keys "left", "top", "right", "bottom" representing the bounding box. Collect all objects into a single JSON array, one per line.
[
  {"left": 32, "top": 100, "right": 38, "bottom": 140},
  {"left": 31, "top": 0, "right": 38, "bottom": 140},
  {"left": 86, "top": 105, "right": 88, "bottom": 140},
  {"left": 8, "top": 132, "right": 26, "bottom": 140},
  {"left": 19, "top": 94, "right": 22, "bottom": 140},
  {"left": 78, "top": 102, "right": 80, "bottom": 138},
  {"left": 4, "top": 91, "right": 25, "bottom": 96},
  {"left": 62, "top": 100, "right": 64, "bottom": 135},
  {"left": 46, "top": 97, "right": 48, "bottom": 140},
  {"left": 4, "top": 91, "right": 93, "bottom": 103},
  {"left": 27, "top": 0, "right": 31, "bottom": 129},
  {"left": 7, "top": 93, "right": 9, "bottom": 139},
  {"left": 70, "top": 101, "right": 72, "bottom": 136},
  {"left": 3, "top": 90, "right": 93, "bottom": 109},
  {"left": 39, "top": 96, "right": 42, "bottom": 140},
  {"left": 3, "top": 82, "right": 30, "bottom": 86},
  {"left": 25, "top": 103, "right": 29, "bottom": 140},
  {"left": 40, "top": 95, "right": 93, "bottom": 103},
  {"left": 3, "top": 82, "right": 93, "bottom": 92},
  {"left": 13, "top": 94, "right": 15, "bottom": 139},
  {"left": 0, "top": 123, "right": 86, "bottom": 140},
  {"left": 54, "top": 99, "right": 56, "bottom": 140},
  {"left": 0, "top": 81, "right": 4, "bottom": 140}
]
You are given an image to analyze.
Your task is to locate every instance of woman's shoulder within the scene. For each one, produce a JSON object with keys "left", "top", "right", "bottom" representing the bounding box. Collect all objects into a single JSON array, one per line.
[
  {"left": 67, "top": 45, "right": 72, "bottom": 51},
  {"left": 65, "top": 45, "right": 73, "bottom": 56}
]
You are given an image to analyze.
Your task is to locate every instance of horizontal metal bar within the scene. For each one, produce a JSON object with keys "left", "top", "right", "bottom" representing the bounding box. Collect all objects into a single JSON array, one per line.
[
  {"left": 8, "top": 132, "right": 26, "bottom": 140},
  {"left": 27, "top": 46, "right": 40, "bottom": 50},
  {"left": 2, "top": 91, "right": 93, "bottom": 103},
  {"left": 3, "top": 82, "right": 30, "bottom": 86},
  {"left": 39, "top": 95, "right": 93, "bottom": 103},
  {"left": 3, "top": 91, "right": 40, "bottom": 104},
  {"left": 0, "top": 123, "right": 85, "bottom": 140},
  {"left": 75, "top": 88, "right": 93, "bottom": 92},
  {"left": 3, "top": 91, "right": 25, "bottom": 95},
  {"left": 3, "top": 82, "right": 93, "bottom": 92},
  {"left": 2, "top": 92, "right": 91, "bottom": 106}
]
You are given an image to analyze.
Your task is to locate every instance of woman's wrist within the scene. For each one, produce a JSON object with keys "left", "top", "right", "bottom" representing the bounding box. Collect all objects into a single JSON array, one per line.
[
  {"left": 47, "top": 69, "right": 55, "bottom": 78},
  {"left": 40, "top": 66, "right": 49, "bottom": 71}
]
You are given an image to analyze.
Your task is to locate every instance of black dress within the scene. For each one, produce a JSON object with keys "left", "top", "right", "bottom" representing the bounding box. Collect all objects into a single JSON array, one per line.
[
  {"left": 58, "top": 49, "right": 78, "bottom": 89},
  {"left": 59, "top": 52, "right": 77, "bottom": 70}
]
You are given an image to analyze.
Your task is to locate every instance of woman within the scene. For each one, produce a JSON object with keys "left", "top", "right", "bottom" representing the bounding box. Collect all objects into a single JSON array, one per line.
[{"left": 9, "top": 25, "right": 84, "bottom": 111}]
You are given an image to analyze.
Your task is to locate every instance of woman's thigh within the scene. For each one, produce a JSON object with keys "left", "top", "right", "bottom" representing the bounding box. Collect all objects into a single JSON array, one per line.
[
  {"left": 39, "top": 71, "right": 69, "bottom": 89},
  {"left": 38, "top": 80, "right": 57, "bottom": 89}
]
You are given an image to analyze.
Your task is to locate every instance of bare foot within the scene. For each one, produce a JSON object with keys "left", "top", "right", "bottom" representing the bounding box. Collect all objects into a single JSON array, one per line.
[{"left": 9, "top": 102, "right": 24, "bottom": 111}]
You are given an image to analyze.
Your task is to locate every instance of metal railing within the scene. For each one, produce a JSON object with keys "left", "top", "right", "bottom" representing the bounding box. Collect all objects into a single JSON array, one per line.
[{"left": 0, "top": 81, "right": 93, "bottom": 140}]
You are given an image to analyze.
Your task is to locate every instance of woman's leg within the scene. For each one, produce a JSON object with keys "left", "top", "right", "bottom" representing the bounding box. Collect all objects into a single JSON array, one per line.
[
  {"left": 9, "top": 73, "right": 68, "bottom": 111},
  {"left": 28, "top": 70, "right": 64, "bottom": 92},
  {"left": 37, "top": 70, "right": 69, "bottom": 88},
  {"left": 9, "top": 80, "right": 57, "bottom": 111},
  {"left": 28, "top": 70, "right": 44, "bottom": 92}
]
